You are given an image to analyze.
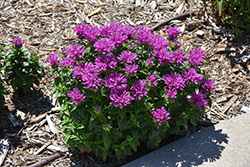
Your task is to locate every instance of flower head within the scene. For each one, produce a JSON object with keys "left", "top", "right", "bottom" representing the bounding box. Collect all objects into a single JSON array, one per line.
[
  {"left": 110, "top": 89, "right": 134, "bottom": 109},
  {"left": 104, "top": 72, "right": 127, "bottom": 91},
  {"left": 164, "top": 26, "right": 182, "bottom": 40},
  {"left": 182, "top": 68, "right": 202, "bottom": 84},
  {"left": 151, "top": 107, "right": 171, "bottom": 125},
  {"left": 94, "top": 38, "right": 116, "bottom": 54},
  {"left": 148, "top": 73, "right": 158, "bottom": 86},
  {"left": 145, "top": 55, "right": 154, "bottom": 67},
  {"left": 153, "top": 48, "right": 172, "bottom": 64},
  {"left": 167, "top": 89, "right": 178, "bottom": 99},
  {"left": 47, "top": 54, "right": 60, "bottom": 67},
  {"left": 10, "top": 37, "right": 24, "bottom": 47},
  {"left": 64, "top": 45, "right": 85, "bottom": 60},
  {"left": 109, "top": 32, "right": 128, "bottom": 46},
  {"left": 171, "top": 50, "right": 188, "bottom": 66},
  {"left": 60, "top": 57, "right": 76, "bottom": 68},
  {"left": 81, "top": 72, "right": 102, "bottom": 91},
  {"left": 123, "top": 63, "right": 138, "bottom": 76},
  {"left": 67, "top": 88, "right": 86, "bottom": 105},
  {"left": 117, "top": 51, "right": 138, "bottom": 64},
  {"left": 74, "top": 24, "right": 100, "bottom": 42},
  {"left": 188, "top": 92, "right": 208, "bottom": 111},
  {"left": 95, "top": 55, "right": 117, "bottom": 72},
  {"left": 163, "top": 73, "right": 185, "bottom": 90},
  {"left": 131, "top": 80, "right": 147, "bottom": 100},
  {"left": 201, "top": 78, "right": 216, "bottom": 94},
  {"left": 188, "top": 48, "right": 207, "bottom": 67}
]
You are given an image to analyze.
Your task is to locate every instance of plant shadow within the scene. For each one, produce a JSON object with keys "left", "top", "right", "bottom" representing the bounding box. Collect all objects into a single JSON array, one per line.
[{"left": 122, "top": 125, "right": 229, "bottom": 167}]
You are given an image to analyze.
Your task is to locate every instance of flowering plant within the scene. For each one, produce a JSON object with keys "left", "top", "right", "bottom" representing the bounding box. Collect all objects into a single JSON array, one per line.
[
  {"left": 0, "top": 45, "right": 9, "bottom": 109},
  {"left": 48, "top": 23, "right": 215, "bottom": 161},
  {"left": 1, "top": 38, "right": 44, "bottom": 92}
]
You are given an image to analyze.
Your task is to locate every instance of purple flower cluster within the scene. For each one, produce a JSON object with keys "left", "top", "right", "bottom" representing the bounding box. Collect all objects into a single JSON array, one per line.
[
  {"left": 145, "top": 55, "right": 154, "bottom": 67},
  {"left": 117, "top": 51, "right": 138, "bottom": 64},
  {"left": 164, "top": 26, "right": 182, "bottom": 40},
  {"left": 60, "top": 57, "right": 76, "bottom": 68},
  {"left": 47, "top": 54, "right": 60, "bottom": 67},
  {"left": 148, "top": 74, "right": 158, "bottom": 86},
  {"left": 94, "top": 38, "right": 116, "bottom": 55},
  {"left": 104, "top": 72, "right": 127, "bottom": 91},
  {"left": 171, "top": 50, "right": 188, "bottom": 66},
  {"left": 73, "top": 62, "right": 102, "bottom": 91},
  {"left": 201, "top": 78, "right": 216, "bottom": 94},
  {"left": 110, "top": 89, "right": 134, "bottom": 109},
  {"left": 152, "top": 48, "right": 172, "bottom": 65},
  {"left": 64, "top": 45, "right": 85, "bottom": 60},
  {"left": 188, "top": 92, "right": 208, "bottom": 111},
  {"left": 163, "top": 73, "right": 185, "bottom": 99},
  {"left": 74, "top": 24, "right": 100, "bottom": 42},
  {"left": 131, "top": 80, "right": 147, "bottom": 100},
  {"left": 95, "top": 55, "right": 117, "bottom": 72},
  {"left": 123, "top": 63, "right": 138, "bottom": 76},
  {"left": 151, "top": 107, "right": 171, "bottom": 125},
  {"left": 182, "top": 68, "right": 202, "bottom": 84},
  {"left": 11, "top": 38, "right": 24, "bottom": 47},
  {"left": 188, "top": 48, "right": 207, "bottom": 67},
  {"left": 67, "top": 88, "right": 86, "bottom": 105},
  {"left": 134, "top": 26, "right": 153, "bottom": 44}
]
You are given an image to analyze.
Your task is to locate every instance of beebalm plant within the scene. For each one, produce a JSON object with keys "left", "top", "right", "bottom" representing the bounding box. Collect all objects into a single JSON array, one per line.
[
  {"left": 1, "top": 38, "right": 44, "bottom": 92},
  {"left": 0, "top": 45, "right": 8, "bottom": 109},
  {"left": 48, "top": 23, "right": 215, "bottom": 161}
]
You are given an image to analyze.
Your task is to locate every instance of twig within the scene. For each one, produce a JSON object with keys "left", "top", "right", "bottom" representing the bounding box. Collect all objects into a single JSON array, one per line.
[
  {"left": 28, "top": 153, "right": 61, "bottom": 167},
  {"left": 34, "top": 141, "right": 52, "bottom": 155},
  {"left": 152, "top": 10, "right": 199, "bottom": 31}
]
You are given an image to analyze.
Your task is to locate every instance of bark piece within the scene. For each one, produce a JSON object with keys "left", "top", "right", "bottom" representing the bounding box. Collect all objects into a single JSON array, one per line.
[
  {"left": 221, "top": 95, "right": 238, "bottom": 114},
  {"left": 28, "top": 153, "right": 60, "bottom": 167},
  {"left": 46, "top": 115, "right": 58, "bottom": 134},
  {"left": 0, "top": 137, "right": 9, "bottom": 166},
  {"left": 88, "top": 7, "right": 102, "bottom": 17},
  {"left": 8, "top": 112, "right": 20, "bottom": 127}
]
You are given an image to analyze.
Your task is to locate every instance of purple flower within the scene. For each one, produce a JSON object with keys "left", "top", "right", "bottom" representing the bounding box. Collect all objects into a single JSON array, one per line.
[
  {"left": 148, "top": 74, "right": 158, "bottom": 86},
  {"left": 109, "top": 32, "right": 128, "bottom": 46},
  {"left": 167, "top": 89, "right": 178, "bottom": 99},
  {"left": 110, "top": 89, "right": 134, "bottom": 109},
  {"left": 95, "top": 55, "right": 117, "bottom": 72},
  {"left": 182, "top": 68, "right": 202, "bottom": 84},
  {"left": 201, "top": 78, "right": 216, "bottom": 94},
  {"left": 99, "top": 22, "right": 122, "bottom": 38},
  {"left": 171, "top": 50, "right": 188, "bottom": 66},
  {"left": 64, "top": 45, "right": 85, "bottom": 60},
  {"left": 145, "top": 55, "right": 154, "bottom": 67},
  {"left": 10, "top": 37, "right": 24, "bottom": 47},
  {"left": 149, "top": 35, "right": 169, "bottom": 50},
  {"left": 153, "top": 48, "right": 172, "bottom": 64},
  {"left": 81, "top": 72, "right": 102, "bottom": 91},
  {"left": 164, "top": 26, "right": 182, "bottom": 40},
  {"left": 74, "top": 24, "right": 100, "bottom": 42},
  {"left": 188, "top": 48, "right": 207, "bottom": 67},
  {"left": 163, "top": 73, "right": 185, "bottom": 90},
  {"left": 188, "top": 92, "right": 208, "bottom": 111},
  {"left": 67, "top": 88, "right": 86, "bottom": 105},
  {"left": 117, "top": 51, "right": 138, "bottom": 64},
  {"left": 130, "top": 80, "right": 147, "bottom": 100},
  {"left": 151, "top": 107, "right": 171, "bottom": 125},
  {"left": 60, "top": 57, "right": 76, "bottom": 68},
  {"left": 123, "top": 63, "right": 138, "bottom": 76},
  {"left": 96, "top": 105, "right": 101, "bottom": 112},
  {"left": 72, "top": 62, "right": 96, "bottom": 79},
  {"left": 134, "top": 26, "right": 153, "bottom": 44},
  {"left": 104, "top": 72, "right": 127, "bottom": 91},
  {"left": 47, "top": 54, "right": 60, "bottom": 67},
  {"left": 94, "top": 38, "right": 116, "bottom": 54}
]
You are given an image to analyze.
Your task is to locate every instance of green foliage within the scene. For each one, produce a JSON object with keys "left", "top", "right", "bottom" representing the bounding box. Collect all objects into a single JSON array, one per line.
[
  {"left": 50, "top": 24, "right": 214, "bottom": 162},
  {"left": 1, "top": 44, "right": 44, "bottom": 92},
  {"left": 213, "top": 0, "right": 250, "bottom": 38}
]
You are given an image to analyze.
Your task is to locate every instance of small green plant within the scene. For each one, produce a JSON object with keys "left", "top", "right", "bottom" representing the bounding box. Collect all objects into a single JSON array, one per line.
[
  {"left": 48, "top": 23, "right": 215, "bottom": 161},
  {"left": 1, "top": 38, "right": 44, "bottom": 92},
  {"left": 213, "top": 0, "right": 250, "bottom": 38},
  {"left": 0, "top": 45, "right": 8, "bottom": 109}
]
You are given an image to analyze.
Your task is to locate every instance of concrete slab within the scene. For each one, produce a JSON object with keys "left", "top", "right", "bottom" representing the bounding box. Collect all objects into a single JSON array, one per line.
[{"left": 122, "top": 112, "right": 250, "bottom": 167}]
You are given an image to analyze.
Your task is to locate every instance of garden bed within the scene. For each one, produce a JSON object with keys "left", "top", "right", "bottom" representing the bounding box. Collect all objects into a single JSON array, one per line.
[{"left": 0, "top": 0, "right": 250, "bottom": 166}]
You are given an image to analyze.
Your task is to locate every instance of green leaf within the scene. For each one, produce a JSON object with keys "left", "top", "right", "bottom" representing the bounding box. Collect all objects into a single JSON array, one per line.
[{"left": 89, "top": 118, "right": 99, "bottom": 131}]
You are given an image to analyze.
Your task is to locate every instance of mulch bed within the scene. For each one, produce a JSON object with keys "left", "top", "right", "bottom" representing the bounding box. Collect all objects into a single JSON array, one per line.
[{"left": 0, "top": 0, "right": 250, "bottom": 166}]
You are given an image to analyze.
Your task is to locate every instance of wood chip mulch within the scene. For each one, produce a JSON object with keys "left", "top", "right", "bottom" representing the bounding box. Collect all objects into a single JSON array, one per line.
[{"left": 0, "top": 0, "right": 250, "bottom": 166}]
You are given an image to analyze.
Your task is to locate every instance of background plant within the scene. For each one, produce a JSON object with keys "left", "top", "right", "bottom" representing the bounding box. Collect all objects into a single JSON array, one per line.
[
  {"left": 212, "top": 0, "right": 250, "bottom": 38},
  {"left": 1, "top": 38, "right": 45, "bottom": 92},
  {"left": 0, "top": 45, "right": 8, "bottom": 109},
  {"left": 48, "top": 23, "right": 215, "bottom": 161}
]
